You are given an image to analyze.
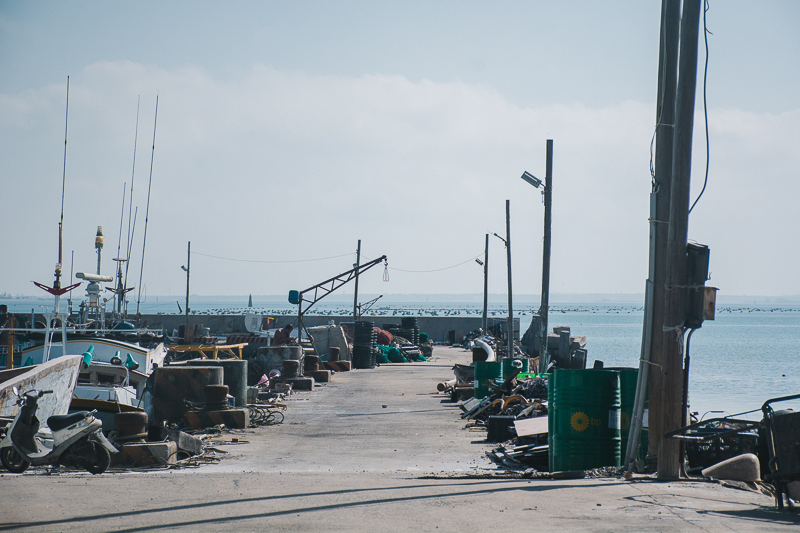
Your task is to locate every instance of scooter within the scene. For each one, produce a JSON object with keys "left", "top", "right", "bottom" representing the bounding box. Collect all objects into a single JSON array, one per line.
[{"left": 0, "top": 386, "right": 118, "bottom": 474}]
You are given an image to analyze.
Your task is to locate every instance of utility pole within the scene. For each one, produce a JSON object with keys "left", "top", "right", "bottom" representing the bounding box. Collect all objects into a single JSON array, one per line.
[
  {"left": 482, "top": 233, "right": 489, "bottom": 333},
  {"left": 353, "top": 239, "right": 361, "bottom": 321},
  {"left": 539, "top": 140, "right": 553, "bottom": 365},
  {"left": 505, "top": 200, "right": 513, "bottom": 358},
  {"left": 628, "top": 0, "right": 681, "bottom": 472},
  {"left": 659, "top": 0, "right": 701, "bottom": 479},
  {"left": 184, "top": 241, "right": 190, "bottom": 333}
]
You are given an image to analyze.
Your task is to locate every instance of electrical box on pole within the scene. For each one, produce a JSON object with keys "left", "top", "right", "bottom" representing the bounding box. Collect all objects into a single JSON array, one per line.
[{"left": 684, "top": 243, "right": 717, "bottom": 328}]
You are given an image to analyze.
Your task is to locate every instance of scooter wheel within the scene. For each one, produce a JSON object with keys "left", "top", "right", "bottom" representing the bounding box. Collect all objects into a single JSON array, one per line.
[
  {"left": 1, "top": 447, "right": 30, "bottom": 473},
  {"left": 85, "top": 443, "right": 111, "bottom": 475}
]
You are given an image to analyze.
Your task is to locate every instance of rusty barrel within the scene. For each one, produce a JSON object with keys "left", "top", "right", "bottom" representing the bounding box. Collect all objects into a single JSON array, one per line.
[
  {"left": 114, "top": 412, "right": 148, "bottom": 443},
  {"left": 282, "top": 359, "right": 301, "bottom": 377},
  {"left": 205, "top": 384, "right": 230, "bottom": 411},
  {"left": 549, "top": 369, "right": 621, "bottom": 472},
  {"left": 304, "top": 355, "right": 320, "bottom": 372},
  {"left": 328, "top": 347, "right": 341, "bottom": 362}
]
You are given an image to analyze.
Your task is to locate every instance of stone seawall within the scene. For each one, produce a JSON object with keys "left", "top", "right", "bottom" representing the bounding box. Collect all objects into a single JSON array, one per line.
[{"left": 137, "top": 314, "right": 520, "bottom": 343}]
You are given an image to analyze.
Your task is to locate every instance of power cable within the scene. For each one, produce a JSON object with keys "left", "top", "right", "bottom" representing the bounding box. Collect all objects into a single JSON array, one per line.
[
  {"left": 689, "top": 0, "right": 712, "bottom": 214},
  {"left": 192, "top": 251, "right": 353, "bottom": 264},
  {"left": 363, "top": 252, "right": 484, "bottom": 273}
]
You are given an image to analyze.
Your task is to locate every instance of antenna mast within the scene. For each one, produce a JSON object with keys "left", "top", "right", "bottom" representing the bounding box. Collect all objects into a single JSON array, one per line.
[
  {"left": 123, "top": 97, "right": 140, "bottom": 314},
  {"left": 136, "top": 95, "right": 158, "bottom": 314}
]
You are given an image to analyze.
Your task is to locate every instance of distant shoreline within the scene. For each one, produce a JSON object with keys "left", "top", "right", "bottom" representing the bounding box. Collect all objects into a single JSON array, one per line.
[{"left": 3, "top": 292, "right": 800, "bottom": 305}]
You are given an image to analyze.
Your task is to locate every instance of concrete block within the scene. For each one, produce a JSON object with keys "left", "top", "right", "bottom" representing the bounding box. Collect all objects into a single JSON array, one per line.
[
  {"left": 307, "top": 325, "right": 352, "bottom": 361},
  {"left": 167, "top": 427, "right": 204, "bottom": 455},
  {"left": 184, "top": 409, "right": 250, "bottom": 429},
  {"left": 323, "top": 361, "right": 351, "bottom": 371},
  {"left": 702, "top": 453, "right": 761, "bottom": 482},
  {"left": 112, "top": 441, "right": 178, "bottom": 467},
  {"left": 254, "top": 345, "right": 304, "bottom": 374},
  {"left": 305, "top": 370, "right": 331, "bottom": 382},
  {"left": 150, "top": 366, "right": 223, "bottom": 423},
  {"left": 274, "top": 376, "right": 315, "bottom": 391}
]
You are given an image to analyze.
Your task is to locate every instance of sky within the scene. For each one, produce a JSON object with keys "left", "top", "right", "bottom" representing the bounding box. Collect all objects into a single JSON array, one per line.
[{"left": 1, "top": 1, "right": 798, "bottom": 302}]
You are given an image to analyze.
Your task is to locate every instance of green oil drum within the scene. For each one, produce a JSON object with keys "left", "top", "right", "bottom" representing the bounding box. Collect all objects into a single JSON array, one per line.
[
  {"left": 606, "top": 367, "right": 638, "bottom": 460},
  {"left": 502, "top": 357, "right": 529, "bottom": 379},
  {"left": 549, "top": 369, "right": 621, "bottom": 472},
  {"left": 474, "top": 361, "right": 502, "bottom": 399}
]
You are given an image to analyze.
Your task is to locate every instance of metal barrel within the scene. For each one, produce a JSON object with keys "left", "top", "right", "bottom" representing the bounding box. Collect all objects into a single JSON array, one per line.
[
  {"left": 549, "top": 369, "right": 621, "bottom": 472},
  {"left": 605, "top": 367, "right": 639, "bottom": 460},
  {"left": 473, "top": 361, "right": 501, "bottom": 399}
]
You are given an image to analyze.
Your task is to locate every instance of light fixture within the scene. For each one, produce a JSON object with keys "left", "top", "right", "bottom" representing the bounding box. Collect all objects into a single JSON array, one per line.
[
  {"left": 521, "top": 171, "right": 542, "bottom": 189},
  {"left": 181, "top": 265, "right": 188, "bottom": 272},
  {"left": 493, "top": 232, "right": 507, "bottom": 245}
]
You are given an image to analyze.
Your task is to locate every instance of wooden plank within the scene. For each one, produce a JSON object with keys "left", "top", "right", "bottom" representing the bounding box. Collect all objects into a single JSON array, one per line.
[{"left": 514, "top": 416, "right": 548, "bottom": 437}]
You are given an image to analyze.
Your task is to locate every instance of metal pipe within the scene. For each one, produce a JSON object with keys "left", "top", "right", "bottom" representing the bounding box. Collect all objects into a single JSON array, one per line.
[
  {"left": 505, "top": 200, "right": 513, "bottom": 358},
  {"left": 539, "top": 140, "right": 553, "bottom": 367},
  {"left": 482, "top": 233, "right": 489, "bottom": 333}
]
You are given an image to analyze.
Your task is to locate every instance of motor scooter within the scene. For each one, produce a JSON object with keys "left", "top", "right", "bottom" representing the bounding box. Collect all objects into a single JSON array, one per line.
[{"left": 0, "top": 386, "right": 118, "bottom": 474}]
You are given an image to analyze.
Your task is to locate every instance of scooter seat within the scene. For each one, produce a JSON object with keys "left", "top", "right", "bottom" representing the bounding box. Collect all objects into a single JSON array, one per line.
[{"left": 48, "top": 411, "right": 90, "bottom": 431}]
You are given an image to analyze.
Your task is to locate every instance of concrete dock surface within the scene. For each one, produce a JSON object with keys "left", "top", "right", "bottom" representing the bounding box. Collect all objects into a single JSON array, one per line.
[{"left": 1, "top": 346, "right": 798, "bottom": 532}]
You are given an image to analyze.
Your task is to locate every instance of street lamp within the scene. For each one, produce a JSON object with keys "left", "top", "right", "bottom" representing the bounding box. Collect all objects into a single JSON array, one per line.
[
  {"left": 181, "top": 241, "right": 190, "bottom": 338},
  {"left": 476, "top": 234, "right": 488, "bottom": 333},
  {"left": 493, "top": 200, "right": 514, "bottom": 358},
  {"left": 520, "top": 139, "right": 553, "bottom": 369}
]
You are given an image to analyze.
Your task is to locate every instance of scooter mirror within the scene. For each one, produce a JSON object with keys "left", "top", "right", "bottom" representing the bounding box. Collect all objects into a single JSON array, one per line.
[{"left": 12, "top": 386, "right": 19, "bottom": 396}]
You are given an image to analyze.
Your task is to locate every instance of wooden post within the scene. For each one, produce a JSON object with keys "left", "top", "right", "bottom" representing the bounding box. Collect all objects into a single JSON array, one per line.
[
  {"left": 482, "top": 233, "right": 489, "bottom": 333},
  {"left": 6, "top": 315, "right": 14, "bottom": 369},
  {"left": 632, "top": 0, "right": 681, "bottom": 472},
  {"left": 539, "top": 140, "right": 553, "bottom": 365},
  {"left": 658, "top": 0, "right": 701, "bottom": 480},
  {"left": 505, "top": 200, "right": 513, "bottom": 357}
]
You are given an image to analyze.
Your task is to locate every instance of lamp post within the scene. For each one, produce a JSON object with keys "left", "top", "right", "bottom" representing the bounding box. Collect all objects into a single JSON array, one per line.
[
  {"left": 521, "top": 139, "right": 553, "bottom": 367},
  {"left": 181, "top": 241, "right": 190, "bottom": 337},
  {"left": 479, "top": 233, "right": 489, "bottom": 333},
  {"left": 493, "top": 199, "right": 513, "bottom": 358}
]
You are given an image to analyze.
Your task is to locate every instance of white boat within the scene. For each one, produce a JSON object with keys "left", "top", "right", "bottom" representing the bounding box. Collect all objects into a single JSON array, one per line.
[
  {"left": 19, "top": 337, "right": 167, "bottom": 375},
  {"left": 0, "top": 355, "right": 83, "bottom": 423}
]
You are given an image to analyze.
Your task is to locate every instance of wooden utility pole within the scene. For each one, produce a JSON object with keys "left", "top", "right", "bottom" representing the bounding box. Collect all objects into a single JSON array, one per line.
[
  {"left": 539, "top": 140, "right": 553, "bottom": 363},
  {"left": 628, "top": 0, "right": 681, "bottom": 472},
  {"left": 505, "top": 200, "right": 513, "bottom": 357},
  {"left": 353, "top": 239, "right": 361, "bottom": 320},
  {"left": 482, "top": 233, "right": 489, "bottom": 333},
  {"left": 659, "top": 0, "right": 702, "bottom": 479}
]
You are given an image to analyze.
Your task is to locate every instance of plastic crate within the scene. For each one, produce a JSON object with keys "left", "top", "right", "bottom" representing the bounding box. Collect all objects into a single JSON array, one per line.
[{"left": 686, "top": 429, "right": 758, "bottom": 470}]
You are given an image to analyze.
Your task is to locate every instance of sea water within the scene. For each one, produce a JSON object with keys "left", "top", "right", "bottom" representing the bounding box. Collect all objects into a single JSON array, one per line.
[{"left": 2, "top": 296, "right": 798, "bottom": 419}]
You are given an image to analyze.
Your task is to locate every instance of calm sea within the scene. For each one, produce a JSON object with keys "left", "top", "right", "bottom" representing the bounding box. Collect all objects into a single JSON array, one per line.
[{"left": 3, "top": 296, "right": 798, "bottom": 419}]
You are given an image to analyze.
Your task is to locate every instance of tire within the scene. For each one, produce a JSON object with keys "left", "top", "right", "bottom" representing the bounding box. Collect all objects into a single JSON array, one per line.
[
  {"left": 1, "top": 447, "right": 30, "bottom": 473},
  {"left": 85, "top": 443, "right": 111, "bottom": 475}
]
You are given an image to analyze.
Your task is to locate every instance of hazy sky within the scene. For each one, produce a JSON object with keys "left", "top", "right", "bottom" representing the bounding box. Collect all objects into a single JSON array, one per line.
[{"left": 1, "top": 1, "right": 798, "bottom": 301}]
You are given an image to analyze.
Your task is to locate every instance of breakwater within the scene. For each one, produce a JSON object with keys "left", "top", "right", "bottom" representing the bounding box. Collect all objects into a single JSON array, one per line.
[{"left": 137, "top": 314, "right": 520, "bottom": 344}]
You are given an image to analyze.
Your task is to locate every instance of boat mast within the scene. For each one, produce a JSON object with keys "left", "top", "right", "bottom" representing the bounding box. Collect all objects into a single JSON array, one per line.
[
  {"left": 136, "top": 95, "right": 158, "bottom": 315},
  {"left": 123, "top": 97, "right": 140, "bottom": 316}
]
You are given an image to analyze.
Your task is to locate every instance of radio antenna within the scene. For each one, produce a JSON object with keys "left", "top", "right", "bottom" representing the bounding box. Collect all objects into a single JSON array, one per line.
[{"left": 136, "top": 95, "right": 158, "bottom": 314}]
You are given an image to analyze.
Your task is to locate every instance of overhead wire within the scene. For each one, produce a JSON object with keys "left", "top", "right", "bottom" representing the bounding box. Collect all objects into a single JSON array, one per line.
[
  {"left": 192, "top": 251, "right": 353, "bottom": 264},
  {"left": 689, "top": 0, "right": 711, "bottom": 214},
  {"left": 363, "top": 252, "right": 484, "bottom": 273}
]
